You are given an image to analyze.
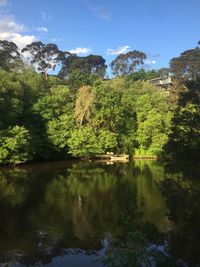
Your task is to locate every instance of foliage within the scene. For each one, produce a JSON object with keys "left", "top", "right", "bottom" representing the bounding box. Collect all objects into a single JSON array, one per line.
[
  {"left": 68, "top": 126, "right": 102, "bottom": 157},
  {"left": 98, "top": 129, "right": 118, "bottom": 152},
  {"left": 0, "top": 126, "right": 32, "bottom": 164},
  {"left": 166, "top": 102, "right": 200, "bottom": 158},
  {"left": 22, "top": 41, "right": 63, "bottom": 80},
  {"left": 47, "top": 114, "right": 75, "bottom": 152},
  {"left": 111, "top": 50, "right": 147, "bottom": 76},
  {"left": 75, "top": 85, "right": 96, "bottom": 126},
  {"left": 135, "top": 89, "right": 173, "bottom": 156},
  {"left": 59, "top": 54, "right": 106, "bottom": 79},
  {"left": 32, "top": 85, "right": 73, "bottom": 121},
  {"left": 170, "top": 41, "right": 200, "bottom": 81},
  {"left": 0, "top": 39, "right": 200, "bottom": 163},
  {"left": 65, "top": 69, "right": 98, "bottom": 91},
  {"left": 0, "top": 40, "right": 21, "bottom": 71},
  {"left": 128, "top": 69, "right": 160, "bottom": 81},
  {"left": 0, "top": 70, "right": 24, "bottom": 129}
]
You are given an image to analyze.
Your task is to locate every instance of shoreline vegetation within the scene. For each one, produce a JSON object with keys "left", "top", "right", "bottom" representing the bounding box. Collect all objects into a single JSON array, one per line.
[{"left": 0, "top": 40, "right": 200, "bottom": 166}]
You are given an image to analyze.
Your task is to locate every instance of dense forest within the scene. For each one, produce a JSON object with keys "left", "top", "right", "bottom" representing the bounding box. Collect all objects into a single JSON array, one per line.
[{"left": 0, "top": 40, "right": 199, "bottom": 164}]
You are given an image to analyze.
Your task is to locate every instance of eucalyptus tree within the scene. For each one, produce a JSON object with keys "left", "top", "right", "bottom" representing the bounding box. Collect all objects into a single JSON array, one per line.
[
  {"left": 170, "top": 41, "right": 200, "bottom": 81},
  {"left": 0, "top": 40, "right": 21, "bottom": 71},
  {"left": 59, "top": 54, "right": 106, "bottom": 79},
  {"left": 22, "top": 41, "right": 64, "bottom": 80},
  {"left": 111, "top": 50, "right": 147, "bottom": 76}
]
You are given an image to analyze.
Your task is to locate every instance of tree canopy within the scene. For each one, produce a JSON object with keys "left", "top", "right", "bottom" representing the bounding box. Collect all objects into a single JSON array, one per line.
[
  {"left": 0, "top": 39, "right": 199, "bottom": 163},
  {"left": 59, "top": 54, "right": 106, "bottom": 79},
  {"left": 170, "top": 42, "right": 200, "bottom": 81},
  {"left": 111, "top": 50, "right": 147, "bottom": 76},
  {"left": 0, "top": 40, "right": 21, "bottom": 71},
  {"left": 22, "top": 41, "right": 63, "bottom": 80}
]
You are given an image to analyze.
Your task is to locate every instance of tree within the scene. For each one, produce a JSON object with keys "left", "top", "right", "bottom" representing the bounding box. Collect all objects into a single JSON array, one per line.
[
  {"left": 65, "top": 69, "right": 98, "bottom": 91},
  {"left": 0, "top": 40, "right": 21, "bottom": 71},
  {"left": 170, "top": 42, "right": 200, "bottom": 81},
  {"left": 111, "top": 50, "right": 146, "bottom": 76},
  {"left": 75, "top": 85, "right": 96, "bottom": 126},
  {"left": 59, "top": 54, "right": 106, "bottom": 79},
  {"left": 0, "top": 126, "right": 32, "bottom": 164},
  {"left": 47, "top": 114, "right": 75, "bottom": 153},
  {"left": 33, "top": 85, "right": 73, "bottom": 121},
  {"left": 98, "top": 129, "right": 118, "bottom": 152},
  {"left": 68, "top": 126, "right": 102, "bottom": 157},
  {"left": 166, "top": 102, "right": 200, "bottom": 158},
  {"left": 94, "top": 82, "right": 124, "bottom": 132},
  {"left": 31, "top": 85, "right": 75, "bottom": 157},
  {"left": 135, "top": 88, "right": 173, "bottom": 156},
  {"left": 128, "top": 69, "right": 160, "bottom": 81},
  {"left": 22, "top": 41, "right": 63, "bottom": 80},
  {"left": 0, "top": 70, "right": 24, "bottom": 129}
]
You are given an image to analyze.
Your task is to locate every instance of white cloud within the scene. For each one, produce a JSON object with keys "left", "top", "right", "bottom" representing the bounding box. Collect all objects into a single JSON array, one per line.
[
  {"left": 145, "top": 59, "right": 156, "bottom": 64},
  {"left": 11, "top": 33, "right": 36, "bottom": 49},
  {"left": 41, "top": 11, "right": 53, "bottom": 22},
  {"left": 107, "top": 45, "right": 130, "bottom": 55},
  {"left": 0, "top": 0, "right": 7, "bottom": 6},
  {"left": 85, "top": 1, "right": 111, "bottom": 21},
  {"left": 0, "top": 15, "right": 36, "bottom": 49},
  {"left": 37, "top": 26, "right": 48, "bottom": 33},
  {"left": 0, "top": 15, "right": 25, "bottom": 33},
  {"left": 69, "top": 47, "right": 91, "bottom": 55}
]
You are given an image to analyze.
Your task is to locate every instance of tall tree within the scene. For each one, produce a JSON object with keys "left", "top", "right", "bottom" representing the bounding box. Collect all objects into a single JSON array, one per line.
[
  {"left": 111, "top": 50, "right": 147, "bottom": 76},
  {"left": 0, "top": 40, "right": 21, "bottom": 71},
  {"left": 59, "top": 54, "right": 106, "bottom": 79},
  {"left": 22, "top": 41, "right": 63, "bottom": 80},
  {"left": 170, "top": 42, "right": 200, "bottom": 81},
  {"left": 135, "top": 87, "right": 173, "bottom": 156}
]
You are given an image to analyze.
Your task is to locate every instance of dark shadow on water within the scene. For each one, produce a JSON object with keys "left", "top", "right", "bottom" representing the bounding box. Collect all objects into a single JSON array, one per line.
[{"left": 0, "top": 160, "right": 199, "bottom": 266}]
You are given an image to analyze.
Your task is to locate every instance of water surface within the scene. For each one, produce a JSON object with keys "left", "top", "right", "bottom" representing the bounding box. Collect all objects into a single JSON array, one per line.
[{"left": 0, "top": 160, "right": 199, "bottom": 266}]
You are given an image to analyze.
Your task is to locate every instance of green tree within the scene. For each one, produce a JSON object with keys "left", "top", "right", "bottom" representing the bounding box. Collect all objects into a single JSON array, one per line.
[
  {"left": 135, "top": 86, "right": 173, "bottom": 156},
  {"left": 66, "top": 69, "right": 99, "bottom": 92},
  {"left": 22, "top": 41, "right": 63, "bottom": 80},
  {"left": 33, "top": 85, "right": 73, "bottom": 121},
  {"left": 0, "top": 70, "right": 24, "bottom": 129},
  {"left": 170, "top": 41, "right": 200, "bottom": 81},
  {"left": 31, "top": 85, "right": 74, "bottom": 157},
  {"left": 68, "top": 126, "right": 102, "bottom": 157},
  {"left": 111, "top": 50, "right": 146, "bottom": 76},
  {"left": 59, "top": 54, "right": 106, "bottom": 79},
  {"left": 0, "top": 126, "right": 32, "bottom": 164},
  {"left": 128, "top": 69, "right": 160, "bottom": 81},
  {"left": 0, "top": 40, "right": 21, "bottom": 71},
  {"left": 75, "top": 85, "right": 96, "bottom": 126},
  {"left": 47, "top": 114, "right": 75, "bottom": 153},
  {"left": 94, "top": 78, "right": 138, "bottom": 154},
  {"left": 167, "top": 102, "right": 200, "bottom": 158},
  {"left": 98, "top": 129, "right": 118, "bottom": 152}
]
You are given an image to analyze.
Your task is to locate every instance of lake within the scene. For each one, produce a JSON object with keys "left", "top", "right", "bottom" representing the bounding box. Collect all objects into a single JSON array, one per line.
[{"left": 0, "top": 160, "right": 199, "bottom": 267}]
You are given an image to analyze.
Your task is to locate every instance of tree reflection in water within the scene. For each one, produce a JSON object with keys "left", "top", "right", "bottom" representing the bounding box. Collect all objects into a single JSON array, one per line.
[{"left": 0, "top": 160, "right": 199, "bottom": 266}]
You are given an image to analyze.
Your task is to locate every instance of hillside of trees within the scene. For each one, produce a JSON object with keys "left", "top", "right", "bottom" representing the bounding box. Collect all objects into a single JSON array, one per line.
[{"left": 0, "top": 40, "right": 199, "bottom": 164}]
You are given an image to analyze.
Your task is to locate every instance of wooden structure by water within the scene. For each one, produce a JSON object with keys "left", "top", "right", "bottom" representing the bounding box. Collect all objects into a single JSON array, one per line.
[
  {"left": 95, "top": 153, "right": 158, "bottom": 162},
  {"left": 96, "top": 153, "right": 129, "bottom": 162}
]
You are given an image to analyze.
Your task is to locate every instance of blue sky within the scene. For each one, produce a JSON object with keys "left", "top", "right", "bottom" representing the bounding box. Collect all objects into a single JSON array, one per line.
[{"left": 0, "top": 0, "right": 200, "bottom": 72}]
